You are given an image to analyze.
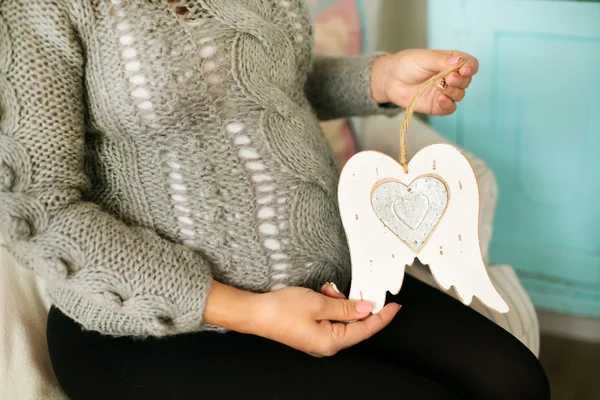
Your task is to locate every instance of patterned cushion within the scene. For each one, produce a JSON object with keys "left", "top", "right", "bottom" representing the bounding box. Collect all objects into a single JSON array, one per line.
[{"left": 309, "top": 0, "right": 363, "bottom": 167}]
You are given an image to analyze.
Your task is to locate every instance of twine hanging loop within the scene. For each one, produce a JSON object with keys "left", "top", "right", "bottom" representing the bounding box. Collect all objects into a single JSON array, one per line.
[{"left": 399, "top": 60, "right": 467, "bottom": 173}]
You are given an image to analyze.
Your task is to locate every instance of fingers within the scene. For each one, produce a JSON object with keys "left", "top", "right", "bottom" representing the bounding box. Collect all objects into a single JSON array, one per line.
[
  {"left": 444, "top": 72, "right": 471, "bottom": 89},
  {"left": 413, "top": 49, "right": 454, "bottom": 73},
  {"left": 441, "top": 50, "right": 479, "bottom": 77},
  {"left": 329, "top": 303, "right": 402, "bottom": 350},
  {"left": 317, "top": 296, "right": 374, "bottom": 322},
  {"left": 436, "top": 94, "right": 457, "bottom": 116},
  {"left": 415, "top": 50, "right": 478, "bottom": 78},
  {"left": 435, "top": 71, "right": 465, "bottom": 115},
  {"left": 433, "top": 56, "right": 471, "bottom": 116},
  {"left": 320, "top": 282, "right": 346, "bottom": 299},
  {"left": 436, "top": 82, "right": 465, "bottom": 103}
]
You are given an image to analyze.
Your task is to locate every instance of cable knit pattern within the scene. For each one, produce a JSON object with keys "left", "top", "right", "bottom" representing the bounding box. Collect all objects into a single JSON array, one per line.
[{"left": 0, "top": 0, "right": 398, "bottom": 337}]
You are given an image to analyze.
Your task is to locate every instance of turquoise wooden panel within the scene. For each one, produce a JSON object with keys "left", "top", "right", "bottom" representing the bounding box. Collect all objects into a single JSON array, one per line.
[{"left": 428, "top": 0, "right": 600, "bottom": 317}]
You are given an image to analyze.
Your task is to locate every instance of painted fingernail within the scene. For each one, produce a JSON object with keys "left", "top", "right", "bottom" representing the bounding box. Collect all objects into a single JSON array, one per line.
[
  {"left": 356, "top": 301, "right": 373, "bottom": 313},
  {"left": 448, "top": 56, "right": 462, "bottom": 65},
  {"left": 330, "top": 282, "right": 341, "bottom": 294}
]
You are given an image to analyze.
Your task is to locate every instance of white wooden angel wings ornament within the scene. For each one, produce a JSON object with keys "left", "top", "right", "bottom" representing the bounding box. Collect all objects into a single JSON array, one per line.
[{"left": 338, "top": 63, "right": 509, "bottom": 314}]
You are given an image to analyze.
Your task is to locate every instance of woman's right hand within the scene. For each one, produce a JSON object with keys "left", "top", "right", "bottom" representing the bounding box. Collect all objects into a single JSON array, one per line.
[{"left": 253, "top": 286, "right": 401, "bottom": 357}]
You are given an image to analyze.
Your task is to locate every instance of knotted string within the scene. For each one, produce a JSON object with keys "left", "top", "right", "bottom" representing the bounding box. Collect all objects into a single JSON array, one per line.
[{"left": 399, "top": 60, "right": 467, "bottom": 173}]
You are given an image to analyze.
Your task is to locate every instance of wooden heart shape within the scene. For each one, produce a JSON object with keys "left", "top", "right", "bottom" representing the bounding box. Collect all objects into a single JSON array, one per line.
[
  {"left": 371, "top": 177, "right": 448, "bottom": 252},
  {"left": 338, "top": 144, "right": 509, "bottom": 315},
  {"left": 393, "top": 194, "right": 428, "bottom": 230}
]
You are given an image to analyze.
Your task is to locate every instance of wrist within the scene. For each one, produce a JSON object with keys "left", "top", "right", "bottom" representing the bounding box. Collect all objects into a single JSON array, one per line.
[
  {"left": 370, "top": 54, "right": 391, "bottom": 104},
  {"left": 203, "top": 280, "right": 266, "bottom": 334}
]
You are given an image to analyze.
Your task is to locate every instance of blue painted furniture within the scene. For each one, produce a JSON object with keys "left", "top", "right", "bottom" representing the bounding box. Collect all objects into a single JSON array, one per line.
[{"left": 428, "top": 0, "right": 600, "bottom": 317}]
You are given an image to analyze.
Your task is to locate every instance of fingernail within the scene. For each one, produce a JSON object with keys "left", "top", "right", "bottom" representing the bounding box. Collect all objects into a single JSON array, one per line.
[
  {"left": 462, "top": 66, "right": 472, "bottom": 76},
  {"left": 330, "top": 282, "right": 341, "bottom": 294},
  {"left": 356, "top": 301, "right": 373, "bottom": 313},
  {"left": 448, "top": 56, "right": 462, "bottom": 65},
  {"left": 447, "top": 75, "right": 457, "bottom": 85}
]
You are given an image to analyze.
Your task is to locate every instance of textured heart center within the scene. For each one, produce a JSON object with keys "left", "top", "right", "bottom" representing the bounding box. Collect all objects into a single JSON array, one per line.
[
  {"left": 393, "top": 195, "right": 429, "bottom": 230},
  {"left": 371, "top": 177, "right": 448, "bottom": 252}
]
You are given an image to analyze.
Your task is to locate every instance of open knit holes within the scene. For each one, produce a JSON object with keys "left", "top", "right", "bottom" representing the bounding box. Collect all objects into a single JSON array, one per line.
[
  {"left": 112, "top": 1, "right": 197, "bottom": 246},
  {"left": 171, "top": 0, "right": 293, "bottom": 288},
  {"left": 226, "top": 118, "right": 291, "bottom": 289},
  {"left": 169, "top": 1, "right": 221, "bottom": 99},
  {"left": 164, "top": 152, "right": 197, "bottom": 247},
  {"left": 279, "top": 0, "right": 304, "bottom": 53},
  {"left": 171, "top": 1, "right": 213, "bottom": 25},
  {"left": 199, "top": 38, "right": 221, "bottom": 99},
  {"left": 269, "top": 283, "right": 286, "bottom": 291},
  {"left": 112, "top": 5, "right": 158, "bottom": 127}
]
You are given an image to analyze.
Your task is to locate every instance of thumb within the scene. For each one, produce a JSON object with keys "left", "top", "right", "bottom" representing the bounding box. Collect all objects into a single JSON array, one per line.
[
  {"left": 318, "top": 297, "right": 374, "bottom": 322},
  {"left": 416, "top": 50, "right": 462, "bottom": 72}
]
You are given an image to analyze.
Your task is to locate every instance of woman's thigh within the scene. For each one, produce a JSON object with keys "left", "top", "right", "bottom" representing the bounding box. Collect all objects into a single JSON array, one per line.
[
  {"left": 359, "top": 274, "right": 550, "bottom": 400},
  {"left": 47, "top": 306, "right": 458, "bottom": 400}
]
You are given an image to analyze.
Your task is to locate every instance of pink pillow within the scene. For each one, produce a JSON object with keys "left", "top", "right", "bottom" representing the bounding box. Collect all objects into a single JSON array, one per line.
[{"left": 311, "top": 0, "right": 364, "bottom": 167}]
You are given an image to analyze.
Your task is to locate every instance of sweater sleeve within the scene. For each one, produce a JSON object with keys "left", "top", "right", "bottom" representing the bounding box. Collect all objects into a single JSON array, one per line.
[
  {"left": 305, "top": 54, "right": 401, "bottom": 121},
  {"left": 0, "top": 1, "right": 213, "bottom": 337}
]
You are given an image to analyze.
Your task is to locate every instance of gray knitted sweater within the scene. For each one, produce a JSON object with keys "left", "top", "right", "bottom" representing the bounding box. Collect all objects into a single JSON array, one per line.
[{"left": 0, "top": 0, "right": 396, "bottom": 336}]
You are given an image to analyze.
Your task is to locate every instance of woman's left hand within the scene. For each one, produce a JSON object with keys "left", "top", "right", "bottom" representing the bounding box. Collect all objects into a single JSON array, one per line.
[{"left": 370, "top": 49, "right": 479, "bottom": 116}]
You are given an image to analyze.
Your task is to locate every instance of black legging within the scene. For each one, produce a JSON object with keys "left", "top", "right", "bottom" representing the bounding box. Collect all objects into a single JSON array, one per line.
[{"left": 47, "top": 275, "right": 550, "bottom": 400}]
